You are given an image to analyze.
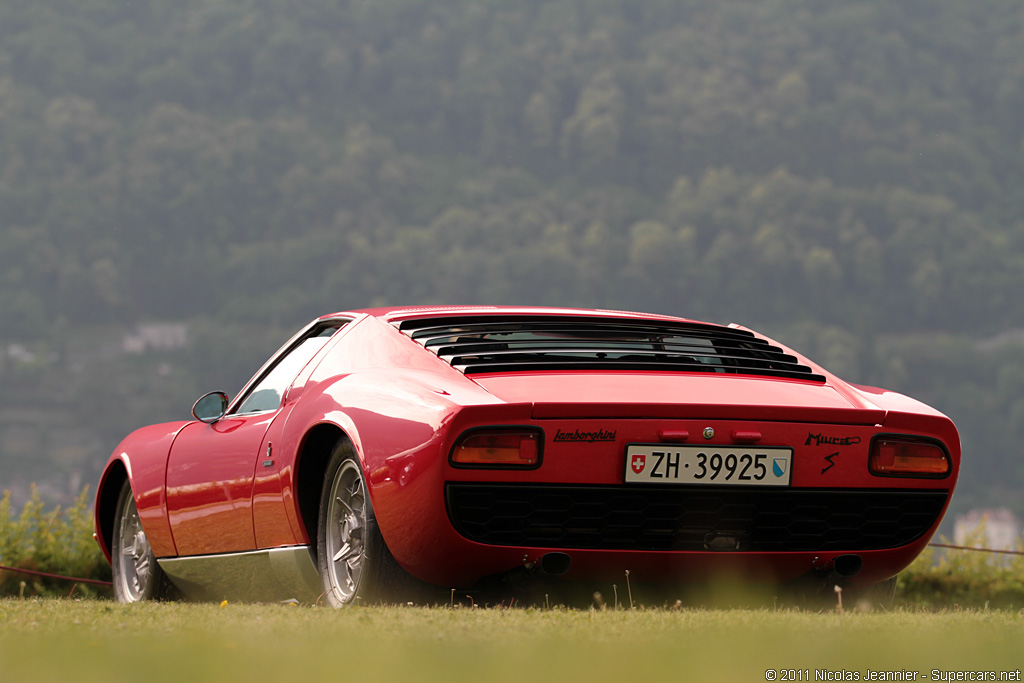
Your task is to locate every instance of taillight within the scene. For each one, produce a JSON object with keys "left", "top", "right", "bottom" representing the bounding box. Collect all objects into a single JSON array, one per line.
[
  {"left": 869, "top": 436, "right": 950, "bottom": 477},
  {"left": 450, "top": 429, "right": 542, "bottom": 469}
]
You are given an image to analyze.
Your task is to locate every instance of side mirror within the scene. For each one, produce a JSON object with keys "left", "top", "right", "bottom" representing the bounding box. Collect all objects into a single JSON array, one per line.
[{"left": 192, "top": 391, "right": 230, "bottom": 423}]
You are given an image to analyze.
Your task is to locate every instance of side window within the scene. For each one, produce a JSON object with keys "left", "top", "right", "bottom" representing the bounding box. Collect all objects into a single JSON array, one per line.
[{"left": 235, "top": 324, "right": 343, "bottom": 415}]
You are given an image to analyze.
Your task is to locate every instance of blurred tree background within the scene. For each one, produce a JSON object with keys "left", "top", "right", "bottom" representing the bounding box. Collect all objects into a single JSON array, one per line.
[{"left": 1, "top": 0, "right": 1022, "bottom": 516}]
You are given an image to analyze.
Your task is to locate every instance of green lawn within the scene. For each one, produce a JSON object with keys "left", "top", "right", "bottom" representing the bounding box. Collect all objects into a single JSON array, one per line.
[{"left": 1, "top": 600, "right": 1021, "bottom": 683}]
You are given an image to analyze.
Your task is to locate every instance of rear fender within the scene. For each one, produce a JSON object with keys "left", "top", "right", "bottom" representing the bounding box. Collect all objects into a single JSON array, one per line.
[{"left": 277, "top": 372, "right": 458, "bottom": 560}]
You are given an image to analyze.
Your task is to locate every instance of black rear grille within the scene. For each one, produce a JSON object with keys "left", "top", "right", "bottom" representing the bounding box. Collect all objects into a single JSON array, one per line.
[
  {"left": 398, "top": 315, "right": 825, "bottom": 382},
  {"left": 445, "top": 483, "right": 948, "bottom": 552}
]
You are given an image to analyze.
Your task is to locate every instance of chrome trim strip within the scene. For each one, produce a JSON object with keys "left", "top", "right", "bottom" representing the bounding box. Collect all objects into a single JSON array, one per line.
[{"left": 158, "top": 546, "right": 322, "bottom": 604}]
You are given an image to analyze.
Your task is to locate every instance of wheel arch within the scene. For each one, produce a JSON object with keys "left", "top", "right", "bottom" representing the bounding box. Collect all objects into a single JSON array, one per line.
[
  {"left": 95, "top": 460, "right": 129, "bottom": 563},
  {"left": 295, "top": 423, "right": 357, "bottom": 564}
]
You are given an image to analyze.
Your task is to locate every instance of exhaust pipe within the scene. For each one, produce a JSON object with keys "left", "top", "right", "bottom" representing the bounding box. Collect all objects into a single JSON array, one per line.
[
  {"left": 831, "top": 554, "right": 863, "bottom": 578},
  {"left": 539, "top": 552, "right": 572, "bottom": 576}
]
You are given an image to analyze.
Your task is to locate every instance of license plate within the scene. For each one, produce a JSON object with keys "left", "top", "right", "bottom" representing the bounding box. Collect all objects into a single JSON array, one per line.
[{"left": 624, "top": 444, "right": 793, "bottom": 486}]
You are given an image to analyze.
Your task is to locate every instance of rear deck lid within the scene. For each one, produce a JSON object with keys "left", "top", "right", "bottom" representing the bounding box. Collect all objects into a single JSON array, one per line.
[
  {"left": 396, "top": 313, "right": 884, "bottom": 425},
  {"left": 474, "top": 372, "right": 885, "bottom": 424}
]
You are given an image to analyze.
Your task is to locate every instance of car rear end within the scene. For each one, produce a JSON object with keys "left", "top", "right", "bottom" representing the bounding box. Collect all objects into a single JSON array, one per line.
[{"left": 385, "top": 312, "right": 959, "bottom": 592}]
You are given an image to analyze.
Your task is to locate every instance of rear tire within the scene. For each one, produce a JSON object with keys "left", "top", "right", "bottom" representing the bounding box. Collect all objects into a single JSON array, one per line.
[
  {"left": 112, "top": 480, "right": 171, "bottom": 603},
  {"left": 845, "top": 575, "right": 898, "bottom": 610},
  {"left": 316, "top": 441, "right": 404, "bottom": 607}
]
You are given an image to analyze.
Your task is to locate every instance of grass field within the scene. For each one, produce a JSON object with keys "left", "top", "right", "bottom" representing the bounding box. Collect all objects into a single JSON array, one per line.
[{"left": 1, "top": 599, "right": 1021, "bottom": 683}]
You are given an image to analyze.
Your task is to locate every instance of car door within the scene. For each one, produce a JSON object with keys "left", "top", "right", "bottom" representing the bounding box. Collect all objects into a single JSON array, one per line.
[{"left": 165, "top": 322, "right": 346, "bottom": 556}]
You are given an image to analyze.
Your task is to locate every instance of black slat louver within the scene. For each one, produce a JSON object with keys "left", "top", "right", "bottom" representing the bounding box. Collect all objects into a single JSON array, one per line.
[{"left": 398, "top": 315, "right": 825, "bottom": 382}]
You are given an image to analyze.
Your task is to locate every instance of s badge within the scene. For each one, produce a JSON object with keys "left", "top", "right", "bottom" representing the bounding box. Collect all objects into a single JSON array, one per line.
[{"left": 821, "top": 452, "right": 839, "bottom": 474}]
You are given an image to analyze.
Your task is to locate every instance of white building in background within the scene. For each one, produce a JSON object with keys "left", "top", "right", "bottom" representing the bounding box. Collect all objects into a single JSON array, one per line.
[
  {"left": 3, "top": 344, "right": 37, "bottom": 363},
  {"left": 122, "top": 323, "right": 188, "bottom": 354},
  {"left": 954, "top": 508, "right": 1022, "bottom": 552}
]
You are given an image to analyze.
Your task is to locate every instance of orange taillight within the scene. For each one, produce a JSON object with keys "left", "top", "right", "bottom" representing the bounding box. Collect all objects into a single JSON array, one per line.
[
  {"left": 451, "top": 430, "right": 542, "bottom": 468},
  {"left": 870, "top": 437, "right": 950, "bottom": 477}
]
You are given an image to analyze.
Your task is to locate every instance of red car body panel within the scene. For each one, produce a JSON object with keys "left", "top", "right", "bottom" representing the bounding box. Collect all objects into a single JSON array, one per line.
[
  {"left": 99, "top": 422, "right": 187, "bottom": 558},
  {"left": 95, "top": 306, "right": 960, "bottom": 599}
]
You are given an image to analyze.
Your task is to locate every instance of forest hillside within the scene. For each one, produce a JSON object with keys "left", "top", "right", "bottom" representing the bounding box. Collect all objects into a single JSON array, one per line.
[{"left": 1, "top": 0, "right": 1022, "bottom": 515}]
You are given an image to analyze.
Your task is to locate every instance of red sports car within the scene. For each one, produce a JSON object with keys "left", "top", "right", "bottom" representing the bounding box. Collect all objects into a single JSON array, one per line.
[{"left": 94, "top": 306, "right": 959, "bottom": 606}]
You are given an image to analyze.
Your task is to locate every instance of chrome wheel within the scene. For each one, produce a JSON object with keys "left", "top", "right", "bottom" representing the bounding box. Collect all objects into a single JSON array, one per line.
[
  {"left": 323, "top": 459, "right": 366, "bottom": 603},
  {"left": 118, "top": 495, "right": 151, "bottom": 599},
  {"left": 112, "top": 481, "right": 167, "bottom": 603},
  {"left": 317, "top": 443, "right": 410, "bottom": 607}
]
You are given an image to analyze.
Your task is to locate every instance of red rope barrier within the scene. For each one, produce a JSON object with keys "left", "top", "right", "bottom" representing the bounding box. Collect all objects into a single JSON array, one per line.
[
  {"left": 0, "top": 545, "right": 1015, "bottom": 593},
  {"left": 0, "top": 563, "right": 113, "bottom": 587},
  {"left": 928, "top": 542, "right": 1024, "bottom": 557}
]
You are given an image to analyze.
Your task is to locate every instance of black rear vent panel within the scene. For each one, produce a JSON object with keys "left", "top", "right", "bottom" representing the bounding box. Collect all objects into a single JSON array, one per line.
[
  {"left": 398, "top": 315, "right": 824, "bottom": 382},
  {"left": 445, "top": 483, "right": 948, "bottom": 552}
]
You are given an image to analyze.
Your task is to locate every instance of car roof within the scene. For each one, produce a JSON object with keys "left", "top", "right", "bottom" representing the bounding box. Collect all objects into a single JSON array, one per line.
[
  {"left": 312, "top": 305, "right": 830, "bottom": 384},
  {"left": 321, "top": 305, "right": 710, "bottom": 326}
]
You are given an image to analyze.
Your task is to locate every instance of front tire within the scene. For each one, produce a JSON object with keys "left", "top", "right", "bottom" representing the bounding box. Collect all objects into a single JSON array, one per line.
[
  {"left": 112, "top": 480, "right": 170, "bottom": 603},
  {"left": 316, "top": 442, "right": 402, "bottom": 607}
]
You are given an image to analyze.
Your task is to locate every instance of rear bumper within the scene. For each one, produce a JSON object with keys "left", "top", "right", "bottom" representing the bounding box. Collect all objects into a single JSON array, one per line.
[
  {"left": 369, "top": 414, "right": 957, "bottom": 589},
  {"left": 378, "top": 479, "right": 945, "bottom": 588},
  {"left": 446, "top": 483, "right": 948, "bottom": 553},
  {"left": 437, "top": 482, "right": 945, "bottom": 588}
]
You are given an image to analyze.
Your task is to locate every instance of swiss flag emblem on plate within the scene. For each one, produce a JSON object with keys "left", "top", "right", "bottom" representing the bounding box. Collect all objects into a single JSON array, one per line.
[{"left": 631, "top": 454, "right": 646, "bottom": 474}]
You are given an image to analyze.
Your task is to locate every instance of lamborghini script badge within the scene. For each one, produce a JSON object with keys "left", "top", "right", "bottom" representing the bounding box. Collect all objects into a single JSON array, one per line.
[{"left": 553, "top": 429, "right": 616, "bottom": 442}]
